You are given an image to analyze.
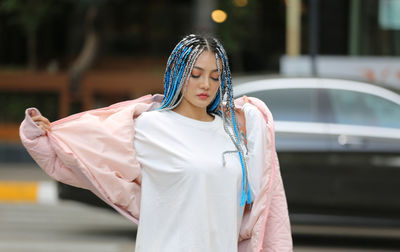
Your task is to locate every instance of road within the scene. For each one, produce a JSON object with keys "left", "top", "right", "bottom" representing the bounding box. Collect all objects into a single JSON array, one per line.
[
  {"left": 1, "top": 163, "right": 137, "bottom": 252},
  {"left": 2, "top": 163, "right": 400, "bottom": 251},
  {"left": 0, "top": 201, "right": 137, "bottom": 252},
  {"left": 2, "top": 201, "right": 400, "bottom": 252}
]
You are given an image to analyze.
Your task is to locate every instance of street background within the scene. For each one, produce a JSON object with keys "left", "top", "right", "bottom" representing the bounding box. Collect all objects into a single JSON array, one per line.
[{"left": 1, "top": 0, "right": 400, "bottom": 251}]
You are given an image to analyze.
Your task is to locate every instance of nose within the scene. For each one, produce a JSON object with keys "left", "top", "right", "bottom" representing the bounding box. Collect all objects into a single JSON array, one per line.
[{"left": 200, "top": 77, "right": 210, "bottom": 90}]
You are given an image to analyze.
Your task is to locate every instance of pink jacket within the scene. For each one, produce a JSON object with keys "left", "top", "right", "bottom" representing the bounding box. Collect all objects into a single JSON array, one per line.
[{"left": 20, "top": 94, "right": 292, "bottom": 251}]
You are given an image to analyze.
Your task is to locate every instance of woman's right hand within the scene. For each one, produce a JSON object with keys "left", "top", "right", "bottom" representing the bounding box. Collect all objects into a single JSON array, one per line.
[{"left": 29, "top": 110, "right": 51, "bottom": 134}]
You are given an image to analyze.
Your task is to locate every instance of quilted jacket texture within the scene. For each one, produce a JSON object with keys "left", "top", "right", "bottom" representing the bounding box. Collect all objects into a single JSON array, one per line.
[{"left": 20, "top": 94, "right": 292, "bottom": 251}]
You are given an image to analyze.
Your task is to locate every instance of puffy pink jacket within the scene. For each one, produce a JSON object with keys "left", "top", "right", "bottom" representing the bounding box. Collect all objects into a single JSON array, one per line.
[{"left": 20, "top": 94, "right": 292, "bottom": 251}]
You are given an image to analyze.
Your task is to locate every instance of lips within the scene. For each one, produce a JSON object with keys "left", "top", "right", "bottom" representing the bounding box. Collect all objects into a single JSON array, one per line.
[{"left": 197, "top": 93, "right": 209, "bottom": 99}]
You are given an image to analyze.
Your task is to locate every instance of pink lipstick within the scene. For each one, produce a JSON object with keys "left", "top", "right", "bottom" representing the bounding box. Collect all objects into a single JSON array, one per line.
[{"left": 197, "top": 93, "right": 209, "bottom": 100}]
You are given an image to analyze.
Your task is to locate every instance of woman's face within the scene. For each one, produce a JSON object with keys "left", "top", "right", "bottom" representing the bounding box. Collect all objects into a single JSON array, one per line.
[{"left": 179, "top": 50, "right": 220, "bottom": 112}]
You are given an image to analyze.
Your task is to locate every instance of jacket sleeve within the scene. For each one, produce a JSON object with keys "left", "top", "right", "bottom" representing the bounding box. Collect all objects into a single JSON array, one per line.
[
  {"left": 242, "top": 102, "right": 292, "bottom": 252},
  {"left": 19, "top": 108, "right": 91, "bottom": 189},
  {"left": 18, "top": 97, "right": 154, "bottom": 223},
  {"left": 260, "top": 152, "right": 292, "bottom": 251}
]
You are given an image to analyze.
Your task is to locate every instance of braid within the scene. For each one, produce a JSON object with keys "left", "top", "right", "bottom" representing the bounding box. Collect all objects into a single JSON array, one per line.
[
  {"left": 215, "top": 42, "right": 251, "bottom": 206},
  {"left": 159, "top": 34, "right": 252, "bottom": 206}
]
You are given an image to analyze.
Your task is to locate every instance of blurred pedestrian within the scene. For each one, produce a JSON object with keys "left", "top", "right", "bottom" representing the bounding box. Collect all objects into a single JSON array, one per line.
[{"left": 20, "top": 34, "right": 292, "bottom": 252}]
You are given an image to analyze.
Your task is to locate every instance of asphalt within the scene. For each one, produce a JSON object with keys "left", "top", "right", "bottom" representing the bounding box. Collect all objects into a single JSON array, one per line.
[
  {"left": 0, "top": 201, "right": 137, "bottom": 252},
  {"left": 3, "top": 163, "right": 400, "bottom": 251},
  {"left": 0, "top": 163, "right": 57, "bottom": 204},
  {"left": 1, "top": 163, "right": 50, "bottom": 181}
]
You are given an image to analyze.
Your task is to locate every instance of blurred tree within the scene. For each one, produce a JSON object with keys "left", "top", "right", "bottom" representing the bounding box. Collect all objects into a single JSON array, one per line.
[
  {"left": 65, "top": 0, "right": 106, "bottom": 108},
  {"left": 69, "top": 4, "right": 101, "bottom": 94},
  {"left": 218, "top": 0, "right": 256, "bottom": 72},
  {"left": 216, "top": 0, "right": 284, "bottom": 72},
  {"left": 0, "top": 0, "right": 53, "bottom": 70}
]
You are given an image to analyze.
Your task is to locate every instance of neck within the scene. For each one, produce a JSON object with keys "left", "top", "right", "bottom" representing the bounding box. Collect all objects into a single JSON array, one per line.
[{"left": 172, "top": 105, "right": 214, "bottom": 122}]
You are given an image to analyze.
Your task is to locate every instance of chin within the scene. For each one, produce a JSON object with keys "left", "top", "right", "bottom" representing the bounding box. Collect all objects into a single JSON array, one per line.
[{"left": 199, "top": 100, "right": 213, "bottom": 108}]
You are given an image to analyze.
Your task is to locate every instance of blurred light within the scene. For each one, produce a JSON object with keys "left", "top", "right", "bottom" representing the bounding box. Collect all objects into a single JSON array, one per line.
[
  {"left": 211, "top": 10, "right": 227, "bottom": 23},
  {"left": 234, "top": 0, "right": 248, "bottom": 7}
]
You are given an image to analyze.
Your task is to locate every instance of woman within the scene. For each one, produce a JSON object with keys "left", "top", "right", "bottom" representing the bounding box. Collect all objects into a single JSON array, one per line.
[{"left": 20, "top": 34, "right": 292, "bottom": 251}]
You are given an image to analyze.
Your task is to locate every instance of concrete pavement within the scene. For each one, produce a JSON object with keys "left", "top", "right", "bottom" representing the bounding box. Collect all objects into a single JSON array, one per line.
[
  {"left": 0, "top": 201, "right": 137, "bottom": 252},
  {"left": 0, "top": 163, "right": 57, "bottom": 204},
  {"left": 0, "top": 163, "right": 137, "bottom": 251},
  {"left": 3, "top": 163, "right": 400, "bottom": 251}
]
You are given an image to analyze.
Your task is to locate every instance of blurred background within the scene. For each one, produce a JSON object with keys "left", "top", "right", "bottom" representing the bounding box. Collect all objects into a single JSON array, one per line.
[{"left": 1, "top": 0, "right": 400, "bottom": 251}]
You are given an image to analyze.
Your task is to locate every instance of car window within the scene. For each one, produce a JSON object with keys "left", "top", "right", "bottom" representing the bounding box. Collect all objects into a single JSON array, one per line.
[
  {"left": 328, "top": 89, "right": 400, "bottom": 129},
  {"left": 245, "top": 88, "right": 319, "bottom": 122}
]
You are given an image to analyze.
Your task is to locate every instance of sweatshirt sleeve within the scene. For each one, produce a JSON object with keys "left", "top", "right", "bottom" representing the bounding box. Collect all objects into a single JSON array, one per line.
[{"left": 242, "top": 103, "right": 266, "bottom": 199}]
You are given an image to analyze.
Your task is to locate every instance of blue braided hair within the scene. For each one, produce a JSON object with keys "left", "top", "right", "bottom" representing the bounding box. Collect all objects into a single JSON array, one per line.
[{"left": 159, "top": 34, "right": 252, "bottom": 206}]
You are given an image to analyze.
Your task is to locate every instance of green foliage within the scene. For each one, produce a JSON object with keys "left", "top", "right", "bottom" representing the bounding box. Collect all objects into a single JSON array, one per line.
[
  {"left": 0, "top": 0, "right": 53, "bottom": 33},
  {"left": 0, "top": 92, "right": 58, "bottom": 123},
  {"left": 217, "top": 0, "right": 259, "bottom": 54}
]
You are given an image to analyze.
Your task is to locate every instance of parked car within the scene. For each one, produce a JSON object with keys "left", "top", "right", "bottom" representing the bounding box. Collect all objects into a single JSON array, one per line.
[
  {"left": 59, "top": 77, "right": 400, "bottom": 227},
  {"left": 234, "top": 78, "right": 400, "bottom": 226}
]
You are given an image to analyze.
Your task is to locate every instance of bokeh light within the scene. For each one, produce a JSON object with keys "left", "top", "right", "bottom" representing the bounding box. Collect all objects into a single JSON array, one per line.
[
  {"left": 211, "top": 10, "right": 227, "bottom": 23},
  {"left": 234, "top": 0, "right": 248, "bottom": 7}
]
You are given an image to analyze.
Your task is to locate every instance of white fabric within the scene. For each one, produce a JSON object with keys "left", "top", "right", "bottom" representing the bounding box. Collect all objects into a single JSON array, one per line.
[
  {"left": 133, "top": 110, "right": 244, "bottom": 252},
  {"left": 243, "top": 103, "right": 265, "bottom": 200}
]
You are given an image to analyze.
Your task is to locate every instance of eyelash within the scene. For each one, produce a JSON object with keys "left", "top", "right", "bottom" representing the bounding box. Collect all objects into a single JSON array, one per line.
[{"left": 191, "top": 74, "right": 219, "bottom": 81}]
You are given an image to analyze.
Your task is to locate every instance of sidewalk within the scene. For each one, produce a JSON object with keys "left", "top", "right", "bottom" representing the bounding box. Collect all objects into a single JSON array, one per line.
[{"left": 0, "top": 163, "right": 58, "bottom": 204}]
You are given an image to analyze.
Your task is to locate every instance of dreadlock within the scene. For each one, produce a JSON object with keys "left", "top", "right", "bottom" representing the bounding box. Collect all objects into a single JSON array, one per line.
[{"left": 159, "top": 34, "right": 252, "bottom": 206}]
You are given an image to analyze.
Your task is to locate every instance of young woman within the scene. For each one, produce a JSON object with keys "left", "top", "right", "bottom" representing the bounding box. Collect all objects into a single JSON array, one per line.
[{"left": 20, "top": 34, "right": 292, "bottom": 251}]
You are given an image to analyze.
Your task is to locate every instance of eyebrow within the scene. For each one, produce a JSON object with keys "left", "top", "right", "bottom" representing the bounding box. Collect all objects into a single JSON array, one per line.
[{"left": 193, "top": 66, "right": 218, "bottom": 72}]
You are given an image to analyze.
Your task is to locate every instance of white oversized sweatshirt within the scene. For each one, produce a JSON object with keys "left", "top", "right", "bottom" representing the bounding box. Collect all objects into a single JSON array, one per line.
[{"left": 133, "top": 110, "right": 245, "bottom": 251}]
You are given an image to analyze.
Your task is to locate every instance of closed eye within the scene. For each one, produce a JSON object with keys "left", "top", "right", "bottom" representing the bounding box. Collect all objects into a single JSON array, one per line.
[{"left": 191, "top": 74, "right": 200, "bottom": 78}]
